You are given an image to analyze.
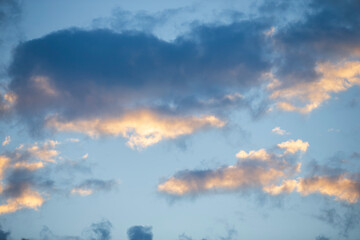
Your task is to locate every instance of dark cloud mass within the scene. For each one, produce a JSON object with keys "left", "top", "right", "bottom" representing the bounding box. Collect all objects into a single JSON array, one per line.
[
  {"left": 6, "top": 18, "right": 271, "bottom": 127},
  {"left": 0, "top": 225, "right": 10, "bottom": 240},
  {"left": 2, "top": 0, "right": 360, "bottom": 131},
  {"left": 127, "top": 226, "right": 153, "bottom": 240},
  {"left": 273, "top": 0, "right": 360, "bottom": 85}
]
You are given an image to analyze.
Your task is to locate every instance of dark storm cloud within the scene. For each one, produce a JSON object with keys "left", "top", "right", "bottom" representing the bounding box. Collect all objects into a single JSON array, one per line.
[
  {"left": 7, "top": 18, "right": 271, "bottom": 125},
  {"left": 273, "top": 0, "right": 360, "bottom": 85},
  {"left": 127, "top": 226, "right": 153, "bottom": 240}
]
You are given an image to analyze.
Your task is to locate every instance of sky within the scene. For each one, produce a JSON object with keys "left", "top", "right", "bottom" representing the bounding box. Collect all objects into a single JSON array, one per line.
[{"left": 0, "top": 0, "right": 360, "bottom": 239}]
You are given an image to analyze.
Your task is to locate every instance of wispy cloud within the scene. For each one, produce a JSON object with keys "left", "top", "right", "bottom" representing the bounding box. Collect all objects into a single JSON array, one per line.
[
  {"left": 71, "top": 179, "right": 119, "bottom": 196},
  {"left": 271, "top": 127, "right": 289, "bottom": 135},
  {"left": 1, "top": 136, "right": 10, "bottom": 146}
]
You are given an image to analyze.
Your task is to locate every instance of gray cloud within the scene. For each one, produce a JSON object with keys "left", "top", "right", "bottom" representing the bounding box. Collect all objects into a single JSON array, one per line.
[
  {"left": 315, "top": 236, "right": 330, "bottom": 240},
  {"left": 4, "top": 16, "right": 272, "bottom": 135},
  {"left": 39, "top": 220, "right": 111, "bottom": 240},
  {"left": 272, "top": 0, "right": 360, "bottom": 85},
  {"left": 71, "top": 179, "right": 118, "bottom": 196},
  {"left": 315, "top": 206, "right": 360, "bottom": 238},
  {"left": 0, "top": 225, "right": 10, "bottom": 240},
  {"left": 127, "top": 226, "right": 153, "bottom": 240}
]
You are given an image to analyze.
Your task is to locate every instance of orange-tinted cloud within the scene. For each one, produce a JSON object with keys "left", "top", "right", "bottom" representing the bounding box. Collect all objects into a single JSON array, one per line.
[
  {"left": 0, "top": 188, "right": 44, "bottom": 215},
  {"left": 277, "top": 139, "right": 309, "bottom": 154},
  {"left": 46, "top": 110, "right": 225, "bottom": 150},
  {"left": 158, "top": 140, "right": 304, "bottom": 196},
  {"left": 269, "top": 61, "right": 360, "bottom": 113},
  {"left": 264, "top": 175, "right": 360, "bottom": 204}
]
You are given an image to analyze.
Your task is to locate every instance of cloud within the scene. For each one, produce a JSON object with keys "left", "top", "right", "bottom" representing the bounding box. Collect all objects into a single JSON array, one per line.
[
  {"left": 71, "top": 179, "right": 118, "bottom": 196},
  {"left": 315, "top": 206, "right": 360, "bottom": 237},
  {"left": 315, "top": 236, "right": 330, "bottom": 240},
  {"left": 46, "top": 110, "right": 225, "bottom": 150},
  {"left": 2, "top": 17, "right": 272, "bottom": 142},
  {"left": 26, "top": 140, "right": 60, "bottom": 162},
  {"left": 158, "top": 140, "right": 303, "bottom": 196},
  {"left": 0, "top": 0, "right": 21, "bottom": 46},
  {"left": 39, "top": 220, "right": 112, "bottom": 240},
  {"left": 269, "top": 61, "right": 360, "bottom": 113},
  {"left": 0, "top": 139, "right": 115, "bottom": 215},
  {"left": 127, "top": 226, "right": 153, "bottom": 240},
  {"left": 0, "top": 225, "right": 10, "bottom": 240},
  {"left": 67, "top": 138, "right": 80, "bottom": 143},
  {"left": 85, "top": 220, "right": 112, "bottom": 240},
  {"left": 1, "top": 136, "right": 10, "bottom": 146},
  {"left": 235, "top": 148, "right": 270, "bottom": 161},
  {"left": 261, "top": 0, "right": 360, "bottom": 113},
  {"left": 0, "top": 140, "right": 58, "bottom": 215},
  {"left": 0, "top": 187, "right": 44, "bottom": 215},
  {"left": 271, "top": 127, "right": 289, "bottom": 135},
  {"left": 265, "top": 174, "right": 360, "bottom": 204},
  {"left": 158, "top": 138, "right": 360, "bottom": 204},
  {"left": 277, "top": 139, "right": 309, "bottom": 154}
]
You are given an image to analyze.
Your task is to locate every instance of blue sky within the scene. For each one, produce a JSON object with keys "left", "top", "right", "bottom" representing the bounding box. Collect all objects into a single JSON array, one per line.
[{"left": 0, "top": 0, "right": 360, "bottom": 240}]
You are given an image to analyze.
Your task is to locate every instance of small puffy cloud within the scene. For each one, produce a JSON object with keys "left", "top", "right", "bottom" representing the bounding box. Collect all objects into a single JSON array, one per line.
[
  {"left": 277, "top": 139, "right": 309, "bottom": 154},
  {"left": 235, "top": 148, "right": 270, "bottom": 161},
  {"left": 71, "top": 179, "right": 118, "bottom": 196},
  {"left": 127, "top": 226, "right": 153, "bottom": 240},
  {"left": 271, "top": 126, "right": 289, "bottom": 135},
  {"left": 46, "top": 110, "right": 225, "bottom": 150},
  {"left": 2, "top": 136, "right": 10, "bottom": 146}
]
